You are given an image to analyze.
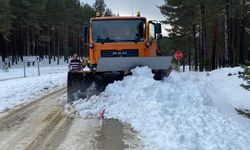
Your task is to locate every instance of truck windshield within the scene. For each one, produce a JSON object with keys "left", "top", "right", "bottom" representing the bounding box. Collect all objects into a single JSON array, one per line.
[{"left": 92, "top": 19, "right": 146, "bottom": 43}]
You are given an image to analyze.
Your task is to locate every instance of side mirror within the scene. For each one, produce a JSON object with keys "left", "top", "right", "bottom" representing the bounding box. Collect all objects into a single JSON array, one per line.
[
  {"left": 155, "top": 23, "right": 162, "bottom": 34},
  {"left": 82, "top": 25, "right": 88, "bottom": 44}
]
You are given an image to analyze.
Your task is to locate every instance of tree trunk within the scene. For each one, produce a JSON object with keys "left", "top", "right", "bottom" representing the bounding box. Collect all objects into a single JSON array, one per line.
[
  {"left": 199, "top": 0, "right": 206, "bottom": 71},
  {"left": 48, "top": 23, "right": 51, "bottom": 64},
  {"left": 229, "top": 20, "right": 233, "bottom": 67},
  {"left": 31, "top": 32, "right": 34, "bottom": 56},
  {"left": 26, "top": 28, "right": 30, "bottom": 56},
  {"left": 239, "top": 17, "right": 247, "bottom": 64},
  {"left": 57, "top": 30, "right": 60, "bottom": 65},
  {"left": 224, "top": 0, "right": 229, "bottom": 67},
  {"left": 53, "top": 29, "right": 56, "bottom": 61},
  {"left": 63, "top": 23, "right": 69, "bottom": 63},
  {"left": 0, "top": 35, "right": 6, "bottom": 62},
  {"left": 239, "top": 0, "right": 247, "bottom": 65},
  {"left": 193, "top": 24, "right": 198, "bottom": 71},
  {"left": 188, "top": 35, "right": 191, "bottom": 71},
  {"left": 212, "top": 23, "right": 218, "bottom": 70}
]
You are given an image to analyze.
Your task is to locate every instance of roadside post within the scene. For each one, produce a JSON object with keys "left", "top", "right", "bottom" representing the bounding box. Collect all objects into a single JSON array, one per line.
[
  {"left": 23, "top": 56, "right": 40, "bottom": 77},
  {"left": 174, "top": 51, "right": 183, "bottom": 73},
  {"left": 2, "top": 57, "right": 10, "bottom": 72}
]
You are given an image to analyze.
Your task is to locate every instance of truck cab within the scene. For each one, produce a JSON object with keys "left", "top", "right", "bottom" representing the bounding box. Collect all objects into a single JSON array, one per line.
[{"left": 83, "top": 15, "right": 165, "bottom": 71}]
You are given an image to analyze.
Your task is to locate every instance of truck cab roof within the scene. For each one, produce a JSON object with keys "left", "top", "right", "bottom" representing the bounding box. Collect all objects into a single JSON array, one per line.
[{"left": 90, "top": 16, "right": 146, "bottom": 22}]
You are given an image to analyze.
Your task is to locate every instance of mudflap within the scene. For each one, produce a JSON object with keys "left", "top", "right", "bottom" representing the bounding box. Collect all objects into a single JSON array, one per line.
[{"left": 67, "top": 71, "right": 124, "bottom": 102}]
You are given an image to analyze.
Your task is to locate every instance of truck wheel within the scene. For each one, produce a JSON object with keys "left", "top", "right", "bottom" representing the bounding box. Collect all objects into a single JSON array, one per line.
[
  {"left": 153, "top": 71, "right": 163, "bottom": 80},
  {"left": 153, "top": 70, "right": 169, "bottom": 80}
]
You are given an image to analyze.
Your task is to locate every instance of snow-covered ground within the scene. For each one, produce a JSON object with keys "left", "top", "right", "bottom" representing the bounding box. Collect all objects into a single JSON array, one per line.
[
  {"left": 1, "top": 58, "right": 250, "bottom": 149},
  {"left": 0, "top": 59, "right": 68, "bottom": 112},
  {"left": 0, "top": 58, "right": 68, "bottom": 80},
  {"left": 72, "top": 67, "right": 250, "bottom": 150}
]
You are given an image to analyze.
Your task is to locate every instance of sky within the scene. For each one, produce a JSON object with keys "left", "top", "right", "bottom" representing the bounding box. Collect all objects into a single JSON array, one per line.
[{"left": 80, "top": 0, "right": 169, "bottom": 35}]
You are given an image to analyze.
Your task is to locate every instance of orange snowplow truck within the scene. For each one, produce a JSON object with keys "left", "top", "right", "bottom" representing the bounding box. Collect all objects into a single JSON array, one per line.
[{"left": 67, "top": 14, "right": 172, "bottom": 102}]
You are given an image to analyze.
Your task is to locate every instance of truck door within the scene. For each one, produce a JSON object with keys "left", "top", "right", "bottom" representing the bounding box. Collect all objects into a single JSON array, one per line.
[
  {"left": 148, "top": 21, "right": 158, "bottom": 56},
  {"left": 149, "top": 21, "right": 162, "bottom": 56}
]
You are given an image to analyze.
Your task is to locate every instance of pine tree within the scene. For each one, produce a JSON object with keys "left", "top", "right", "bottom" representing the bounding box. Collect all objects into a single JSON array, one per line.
[
  {"left": 0, "top": 0, "right": 12, "bottom": 61},
  {"left": 104, "top": 8, "right": 113, "bottom": 16},
  {"left": 159, "top": 0, "right": 250, "bottom": 71},
  {"left": 94, "top": 0, "right": 106, "bottom": 16},
  {"left": 0, "top": 0, "right": 12, "bottom": 39}
]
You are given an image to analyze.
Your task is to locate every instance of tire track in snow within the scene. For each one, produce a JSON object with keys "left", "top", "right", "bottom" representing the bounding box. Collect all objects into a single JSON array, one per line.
[
  {"left": 0, "top": 86, "right": 141, "bottom": 150},
  {"left": 0, "top": 87, "right": 68, "bottom": 150},
  {"left": 0, "top": 87, "right": 67, "bottom": 131}
]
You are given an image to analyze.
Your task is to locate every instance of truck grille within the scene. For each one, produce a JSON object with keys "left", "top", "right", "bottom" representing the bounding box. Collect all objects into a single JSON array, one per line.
[{"left": 101, "top": 49, "right": 139, "bottom": 57}]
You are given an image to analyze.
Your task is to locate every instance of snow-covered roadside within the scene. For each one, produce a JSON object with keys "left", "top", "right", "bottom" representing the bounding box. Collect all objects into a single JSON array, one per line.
[
  {"left": 184, "top": 67, "right": 250, "bottom": 125},
  {"left": 72, "top": 67, "right": 250, "bottom": 150},
  {"left": 0, "top": 58, "right": 68, "bottom": 80},
  {"left": 0, "top": 66, "right": 67, "bottom": 112},
  {"left": 194, "top": 67, "right": 250, "bottom": 109}
]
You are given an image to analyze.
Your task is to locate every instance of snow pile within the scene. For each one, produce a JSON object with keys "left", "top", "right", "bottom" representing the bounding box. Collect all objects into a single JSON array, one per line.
[{"left": 73, "top": 67, "right": 250, "bottom": 150}]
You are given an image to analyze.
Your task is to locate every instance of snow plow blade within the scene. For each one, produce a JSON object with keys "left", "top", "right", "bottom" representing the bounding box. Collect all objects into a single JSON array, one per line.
[
  {"left": 96, "top": 56, "right": 172, "bottom": 72},
  {"left": 67, "top": 71, "right": 123, "bottom": 102},
  {"left": 68, "top": 72, "right": 95, "bottom": 102}
]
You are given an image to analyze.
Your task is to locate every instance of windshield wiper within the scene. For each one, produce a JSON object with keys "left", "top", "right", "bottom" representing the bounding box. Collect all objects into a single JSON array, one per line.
[
  {"left": 97, "top": 38, "right": 142, "bottom": 43},
  {"left": 121, "top": 39, "right": 140, "bottom": 43},
  {"left": 104, "top": 39, "right": 117, "bottom": 42},
  {"left": 97, "top": 37, "right": 117, "bottom": 43}
]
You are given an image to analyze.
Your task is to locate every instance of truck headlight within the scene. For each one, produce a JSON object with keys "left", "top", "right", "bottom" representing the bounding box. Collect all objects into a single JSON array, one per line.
[
  {"left": 146, "top": 41, "right": 150, "bottom": 48},
  {"left": 89, "top": 43, "right": 94, "bottom": 49}
]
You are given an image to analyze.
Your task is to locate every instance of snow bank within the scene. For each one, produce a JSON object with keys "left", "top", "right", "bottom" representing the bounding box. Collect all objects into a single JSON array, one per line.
[
  {"left": 197, "top": 67, "right": 250, "bottom": 109},
  {"left": 73, "top": 67, "right": 250, "bottom": 150}
]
